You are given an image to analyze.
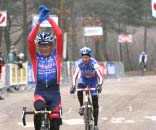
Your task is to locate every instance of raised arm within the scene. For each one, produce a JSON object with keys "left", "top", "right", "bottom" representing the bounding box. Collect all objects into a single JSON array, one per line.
[
  {"left": 48, "top": 18, "right": 63, "bottom": 58},
  {"left": 28, "top": 23, "right": 40, "bottom": 60}
]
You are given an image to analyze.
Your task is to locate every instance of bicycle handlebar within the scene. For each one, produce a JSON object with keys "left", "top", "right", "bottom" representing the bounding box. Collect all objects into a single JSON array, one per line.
[
  {"left": 76, "top": 88, "right": 96, "bottom": 91},
  {"left": 22, "top": 107, "right": 51, "bottom": 126}
]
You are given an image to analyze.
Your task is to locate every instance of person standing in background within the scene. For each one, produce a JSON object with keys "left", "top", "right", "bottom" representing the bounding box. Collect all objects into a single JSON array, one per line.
[{"left": 139, "top": 51, "right": 147, "bottom": 71}]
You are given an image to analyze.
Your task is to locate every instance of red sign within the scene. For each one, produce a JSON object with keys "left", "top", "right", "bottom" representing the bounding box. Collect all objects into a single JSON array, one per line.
[
  {"left": 152, "top": 0, "right": 156, "bottom": 17},
  {"left": 0, "top": 11, "right": 7, "bottom": 27},
  {"left": 118, "top": 34, "right": 132, "bottom": 43}
]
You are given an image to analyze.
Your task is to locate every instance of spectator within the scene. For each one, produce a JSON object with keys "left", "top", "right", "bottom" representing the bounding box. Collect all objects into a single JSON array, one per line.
[
  {"left": 139, "top": 51, "right": 147, "bottom": 71},
  {"left": 0, "top": 49, "right": 5, "bottom": 100},
  {"left": 7, "top": 45, "right": 18, "bottom": 64},
  {"left": 7, "top": 45, "right": 23, "bottom": 69},
  {"left": 17, "top": 52, "right": 24, "bottom": 69},
  {"left": 0, "top": 50, "right": 5, "bottom": 79}
]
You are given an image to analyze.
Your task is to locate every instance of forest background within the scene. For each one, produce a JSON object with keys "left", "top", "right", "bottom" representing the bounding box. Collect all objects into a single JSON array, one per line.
[{"left": 0, "top": 0, "right": 156, "bottom": 71}]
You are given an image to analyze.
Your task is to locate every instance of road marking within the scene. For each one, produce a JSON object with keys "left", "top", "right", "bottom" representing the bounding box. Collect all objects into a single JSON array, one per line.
[
  {"left": 17, "top": 117, "right": 136, "bottom": 127},
  {"left": 67, "top": 107, "right": 72, "bottom": 114},
  {"left": 110, "top": 117, "right": 125, "bottom": 123},
  {"left": 63, "top": 119, "right": 84, "bottom": 125},
  {"left": 18, "top": 122, "right": 34, "bottom": 127},
  {"left": 144, "top": 116, "right": 156, "bottom": 121},
  {"left": 110, "top": 117, "right": 135, "bottom": 124},
  {"left": 101, "top": 117, "right": 108, "bottom": 120},
  {"left": 128, "top": 106, "right": 132, "bottom": 112},
  {"left": 124, "top": 120, "right": 135, "bottom": 123}
]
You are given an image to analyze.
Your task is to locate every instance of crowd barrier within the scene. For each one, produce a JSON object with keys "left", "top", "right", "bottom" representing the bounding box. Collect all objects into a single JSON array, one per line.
[{"left": 0, "top": 61, "right": 125, "bottom": 90}]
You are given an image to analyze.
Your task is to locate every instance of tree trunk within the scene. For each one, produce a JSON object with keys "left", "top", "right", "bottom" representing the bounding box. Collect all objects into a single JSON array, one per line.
[{"left": 22, "top": 0, "right": 28, "bottom": 60}]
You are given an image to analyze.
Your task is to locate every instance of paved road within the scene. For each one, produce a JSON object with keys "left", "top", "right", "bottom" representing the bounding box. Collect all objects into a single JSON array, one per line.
[{"left": 1, "top": 75, "right": 156, "bottom": 130}]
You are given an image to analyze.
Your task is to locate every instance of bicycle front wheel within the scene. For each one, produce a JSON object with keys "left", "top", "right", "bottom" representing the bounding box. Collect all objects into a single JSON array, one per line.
[{"left": 84, "top": 103, "right": 94, "bottom": 130}]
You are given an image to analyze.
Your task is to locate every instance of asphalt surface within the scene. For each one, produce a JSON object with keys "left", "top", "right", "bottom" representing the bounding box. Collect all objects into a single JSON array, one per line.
[{"left": 1, "top": 75, "right": 156, "bottom": 130}]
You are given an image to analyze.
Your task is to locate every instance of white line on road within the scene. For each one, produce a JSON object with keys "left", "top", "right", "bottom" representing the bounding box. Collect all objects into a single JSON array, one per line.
[
  {"left": 110, "top": 117, "right": 135, "bottom": 124},
  {"left": 144, "top": 116, "right": 156, "bottom": 121}
]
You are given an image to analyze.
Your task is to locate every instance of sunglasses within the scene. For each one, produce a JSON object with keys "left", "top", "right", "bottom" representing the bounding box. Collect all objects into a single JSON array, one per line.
[{"left": 38, "top": 44, "right": 51, "bottom": 48}]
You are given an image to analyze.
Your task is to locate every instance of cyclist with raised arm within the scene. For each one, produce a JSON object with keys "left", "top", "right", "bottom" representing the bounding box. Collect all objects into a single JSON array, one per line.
[
  {"left": 28, "top": 5, "right": 63, "bottom": 130},
  {"left": 70, "top": 47, "right": 103, "bottom": 130}
]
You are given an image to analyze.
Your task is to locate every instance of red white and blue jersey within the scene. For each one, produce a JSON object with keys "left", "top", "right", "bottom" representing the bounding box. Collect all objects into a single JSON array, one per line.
[
  {"left": 72, "top": 58, "right": 103, "bottom": 87},
  {"left": 28, "top": 18, "right": 63, "bottom": 88},
  {"left": 36, "top": 51, "right": 58, "bottom": 90}
]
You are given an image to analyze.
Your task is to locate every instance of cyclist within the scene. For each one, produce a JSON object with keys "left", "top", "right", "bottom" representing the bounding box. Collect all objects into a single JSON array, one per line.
[
  {"left": 70, "top": 47, "right": 103, "bottom": 130},
  {"left": 28, "top": 5, "right": 63, "bottom": 130},
  {"left": 139, "top": 51, "right": 147, "bottom": 71}
]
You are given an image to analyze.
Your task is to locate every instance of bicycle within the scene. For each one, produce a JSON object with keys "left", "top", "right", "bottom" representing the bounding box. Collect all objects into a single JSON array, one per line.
[
  {"left": 76, "top": 86, "right": 97, "bottom": 130},
  {"left": 22, "top": 106, "right": 62, "bottom": 130}
]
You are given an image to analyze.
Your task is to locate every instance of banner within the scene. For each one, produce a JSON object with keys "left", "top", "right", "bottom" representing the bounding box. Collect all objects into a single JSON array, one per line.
[
  {"left": 84, "top": 26, "right": 103, "bottom": 36},
  {"left": 9, "top": 63, "right": 27, "bottom": 85},
  {"left": 27, "top": 63, "right": 35, "bottom": 84},
  {"left": 151, "top": 0, "right": 156, "bottom": 17},
  {"left": 32, "top": 15, "right": 58, "bottom": 27},
  {"left": 118, "top": 34, "right": 132, "bottom": 43}
]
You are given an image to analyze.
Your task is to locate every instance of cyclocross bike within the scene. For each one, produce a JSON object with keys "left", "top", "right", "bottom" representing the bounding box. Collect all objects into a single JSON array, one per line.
[
  {"left": 22, "top": 106, "right": 51, "bottom": 130},
  {"left": 76, "top": 86, "right": 97, "bottom": 130}
]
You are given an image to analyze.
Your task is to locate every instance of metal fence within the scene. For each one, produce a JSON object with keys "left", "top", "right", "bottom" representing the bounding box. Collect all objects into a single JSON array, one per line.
[{"left": 0, "top": 61, "right": 125, "bottom": 91}]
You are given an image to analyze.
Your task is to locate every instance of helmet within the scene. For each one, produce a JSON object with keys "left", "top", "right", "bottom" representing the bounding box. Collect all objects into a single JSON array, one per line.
[
  {"left": 36, "top": 32, "right": 55, "bottom": 45},
  {"left": 80, "top": 47, "right": 92, "bottom": 56}
]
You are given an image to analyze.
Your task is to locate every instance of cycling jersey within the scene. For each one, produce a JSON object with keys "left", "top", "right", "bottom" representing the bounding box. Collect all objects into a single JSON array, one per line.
[
  {"left": 73, "top": 58, "right": 103, "bottom": 94},
  {"left": 28, "top": 18, "right": 63, "bottom": 86}
]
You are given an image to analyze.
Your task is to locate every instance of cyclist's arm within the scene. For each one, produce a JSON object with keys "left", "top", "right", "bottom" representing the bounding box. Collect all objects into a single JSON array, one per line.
[
  {"left": 48, "top": 18, "right": 63, "bottom": 58},
  {"left": 28, "top": 23, "right": 40, "bottom": 80},
  {"left": 28, "top": 23, "right": 40, "bottom": 60},
  {"left": 72, "top": 67, "right": 80, "bottom": 87},
  {"left": 94, "top": 64, "right": 103, "bottom": 85}
]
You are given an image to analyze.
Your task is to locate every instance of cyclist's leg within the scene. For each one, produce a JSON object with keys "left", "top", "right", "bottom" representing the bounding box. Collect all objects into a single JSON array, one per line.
[
  {"left": 77, "top": 82, "right": 86, "bottom": 115},
  {"left": 47, "top": 91, "right": 62, "bottom": 130},
  {"left": 33, "top": 95, "right": 46, "bottom": 130},
  {"left": 77, "top": 83, "right": 85, "bottom": 107},
  {"left": 92, "top": 95, "right": 99, "bottom": 126},
  {"left": 50, "top": 118, "right": 61, "bottom": 130}
]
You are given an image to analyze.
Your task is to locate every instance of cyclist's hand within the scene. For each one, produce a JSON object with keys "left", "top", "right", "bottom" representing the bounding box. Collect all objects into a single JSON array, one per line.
[
  {"left": 97, "top": 85, "right": 102, "bottom": 93},
  {"left": 38, "top": 5, "right": 50, "bottom": 23},
  {"left": 70, "top": 86, "right": 75, "bottom": 94}
]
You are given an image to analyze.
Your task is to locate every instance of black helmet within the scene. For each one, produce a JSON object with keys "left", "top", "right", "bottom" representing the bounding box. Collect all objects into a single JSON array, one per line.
[{"left": 36, "top": 32, "right": 55, "bottom": 45}]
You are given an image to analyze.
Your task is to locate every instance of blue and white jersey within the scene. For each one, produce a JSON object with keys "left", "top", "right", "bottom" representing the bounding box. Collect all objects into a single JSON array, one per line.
[
  {"left": 73, "top": 58, "right": 103, "bottom": 86},
  {"left": 75, "top": 58, "right": 98, "bottom": 78}
]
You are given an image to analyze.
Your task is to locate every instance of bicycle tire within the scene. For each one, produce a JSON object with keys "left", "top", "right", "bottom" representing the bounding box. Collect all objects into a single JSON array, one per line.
[
  {"left": 88, "top": 98, "right": 94, "bottom": 130},
  {"left": 84, "top": 98, "right": 94, "bottom": 130},
  {"left": 84, "top": 101, "right": 89, "bottom": 130}
]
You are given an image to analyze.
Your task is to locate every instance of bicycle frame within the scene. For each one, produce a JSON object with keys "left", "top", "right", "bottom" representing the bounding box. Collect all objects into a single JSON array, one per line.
[
  {"left": 22, "top": 106, "right": 51, "bottom": 130},
  {"left": 76, "top": 86, "right": 96, "bottom": 130}
]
